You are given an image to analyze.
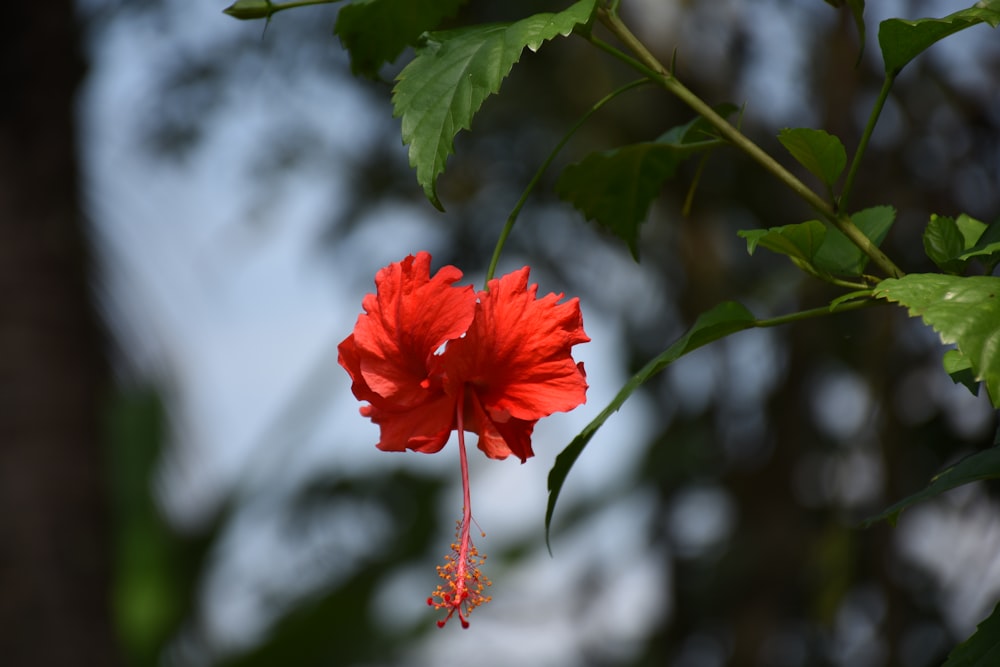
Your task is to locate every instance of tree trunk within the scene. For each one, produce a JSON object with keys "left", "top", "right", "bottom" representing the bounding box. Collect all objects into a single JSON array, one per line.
[{"left": 0, "top": 3, "right": 118, "bottom": 666}]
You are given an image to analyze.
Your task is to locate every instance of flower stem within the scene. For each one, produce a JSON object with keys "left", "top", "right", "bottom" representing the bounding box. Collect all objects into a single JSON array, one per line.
[
  {"left": 484, "top": 79, "right": 652, "bottom": 286},
  {"left": 452, "top": 397, "right": 473, "bottom": 628},
  {"left": 457, "top": 401, "right": 473, "bottom": 563}
]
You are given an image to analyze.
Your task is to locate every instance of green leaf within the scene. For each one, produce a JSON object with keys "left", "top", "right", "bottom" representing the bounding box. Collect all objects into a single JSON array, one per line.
[
  {"left": 955, "top": 213, "right": 990, "bottom": 247},
  {"left": 875, "top": 274, "right": 1000, "bottom": 406},
  {"left": 738, "top": 220, "right": 827, "bottom": 269},
  {"left": 960, "top": 218, "right": 1000, "bottom": 274},
  {"left": 813, "top": 205, "right": 896, "bottom": 276},
  {"left": 923, "top": 213, "right": 999, "bottom": 274},
  {"left": 777, "top": 128, "right": 847, "bottom": 188},
  {"left": 392, "top": 0, "right": 598, "bottom": 209},
  {"left": 924, "top": 215, "right": 972, "bottom": 274},
  {"left": 863, "top": 447, "right": 1000, "bottom": 526},
  {"left": 546, "top": 301, "right": 757, "bottom": 548},
  {"left": 556, "top": 113, "right": 730, "bottom": 258},
  {"left": 944, "top": 348, "right": 980, "bottom": 396},
  {"left": 944, "top": 601, "right": 1000, "bottom": 667},
  {"left": 557, "top": 143, "right": 693, "bottom": 257},
  {"left": 879, "top": 0, "right": 1000, "bottom": 76},
  {"left": 738, "top": 207, "right": 895, "bottom": 279},
  {"left": 335, "top": 0, "right": 467, "bottom": 78}
]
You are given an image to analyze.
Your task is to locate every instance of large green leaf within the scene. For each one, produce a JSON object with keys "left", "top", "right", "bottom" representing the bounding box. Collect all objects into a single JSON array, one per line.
[
  {"left": 863, "top": 447, "right": 1000, "bottom": 526},
  {"left": 777, "top": 127, "right": 847, "bottom": 189},
  {"left": 392, "top": 0, "right": 598, "bottom": 209},
  {"left": 546, "top": 301, "right": 757, "bottom": 548},
  {"left": 879, "top": 0, "right": 1000, "bottom": 76},
  {"left": 875, "top": 274, "right": 1000, "bottom": 406},
  {"left": 812, "top": 205, "right": 896, "bottom": 276},
  {"left": 944, "top": 601, "right": 1000, "bottom": 667},
  {"left": 335, "top": 0, "right": 467, "bottom": 78},
  {"left": 556, "top": 114, "right": 729, "bottom": 258}
]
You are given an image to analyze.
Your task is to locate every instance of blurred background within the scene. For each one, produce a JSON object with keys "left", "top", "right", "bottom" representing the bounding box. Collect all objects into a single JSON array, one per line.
[{"left": 3, "top": 1, "right": 999, "bottom": 665}]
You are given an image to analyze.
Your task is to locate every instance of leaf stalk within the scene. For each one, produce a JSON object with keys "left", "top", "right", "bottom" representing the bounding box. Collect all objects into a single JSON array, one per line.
[
  {"left": 592, "top": 7, "right": 905, "bottom": 279},
  {"left": 840, "top": 74, "right": 896, "bottom": 213}
]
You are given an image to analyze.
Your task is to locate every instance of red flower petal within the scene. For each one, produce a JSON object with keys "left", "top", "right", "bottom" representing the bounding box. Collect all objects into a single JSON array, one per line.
[
  {"left": 366, "top": 392, "right": 457, "bottom": 454},
  {"left": 351, "top": 252, "right": 475, "bottom": 407},
  {"left": 463, "top": 390, "right": 537, "bottom": 462},
  {"left": 444, "top": 266, "right": 589, "bottom": 460},
  {"left": 338, "top": 252, "right": 475, "bottom": 453},
  {"left": 339, "top": 332, "right": 454, "bottom": 453}
]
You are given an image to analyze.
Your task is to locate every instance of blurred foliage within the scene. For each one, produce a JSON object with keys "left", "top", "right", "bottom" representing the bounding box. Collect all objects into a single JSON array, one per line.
[
  {"left": 217, "top": 472, "right": 447, "bottom": 666},
  {"left": 105, "top": 390, "right": 211, "bottom": 667}
]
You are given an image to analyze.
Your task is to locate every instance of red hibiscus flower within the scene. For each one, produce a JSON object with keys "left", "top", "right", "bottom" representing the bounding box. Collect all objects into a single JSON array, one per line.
[
  {"left": 338, "top": 252, "right": 589, "bottom": 627},
  {"left": 338, "top": 252, "right": 476, "bottom": 454},
  {"left": 442, "top": 266, "right": 590, "bottom": 462}
]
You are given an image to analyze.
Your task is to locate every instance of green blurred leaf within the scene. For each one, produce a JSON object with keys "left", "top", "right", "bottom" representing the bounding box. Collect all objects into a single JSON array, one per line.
[
  {"left": 335, "top": 0, "right": 467, "bottom": 78},
  {"left": 556, "top": 113, "right": 729, "bottom": 259},
  {"left": 106, "top": 390, "right": 205, "bottom": 667},
  {"left": 813, "top": 205, "right": 896, "bottom": 276},
  {"left": 944, "top": 349, "right": 980, "bottom": 396},
  {"left": 777, "top": 127, "right": 847, "bottom": 188},
  {"left": 546, "top": 301, "right": 757, "bottom": 547},
  {"left": 738, "top": 219, "right": 827, "bottom": 269},
  {"left": 944, "top": 600, "right": 1000, "bottom": 667},
  {"left": 875, "top": 274, "right": 1000, "bottom": 406},
  {"left": 879, "top": 0, "right": 1000, "bottom": 76},
  {"left": 392, "top": 0, "right": 598, "bottom": 209},
  {"left": 557, "top": 143, "right": 691, "bottom": 257},
  {"left": 863, "top": 447, "right": 1000, "bottom": 526}
]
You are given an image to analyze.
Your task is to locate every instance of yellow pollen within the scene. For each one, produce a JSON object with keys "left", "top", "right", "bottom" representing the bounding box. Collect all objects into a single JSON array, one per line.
[{"left": 427, "top": 523, "right": 492, "bottom": 628}]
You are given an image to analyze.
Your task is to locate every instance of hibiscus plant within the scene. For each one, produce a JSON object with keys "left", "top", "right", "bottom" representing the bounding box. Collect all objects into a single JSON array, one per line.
[{"left": 225, "top": 0, "right": 1000, "bottom": 660}]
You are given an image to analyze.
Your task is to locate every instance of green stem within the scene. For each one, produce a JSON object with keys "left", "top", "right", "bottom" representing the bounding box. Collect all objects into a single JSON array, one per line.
[
  {"left": 839, "top": 74, "right": 895, "bottom": 213},
  {"left": 484, "top": 78, "right": 651, "bottom": 285},
  {"left": 592, "top": 8, "right": 905, "bottom": 279},
  {"left": 754, "top": 296, "right": 877, "bottom": 328}
]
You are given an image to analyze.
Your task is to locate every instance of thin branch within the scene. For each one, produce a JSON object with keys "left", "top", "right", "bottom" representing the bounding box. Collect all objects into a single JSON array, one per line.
[{"left": 592, "top": 7, "right": 905, "bottom": 279}]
